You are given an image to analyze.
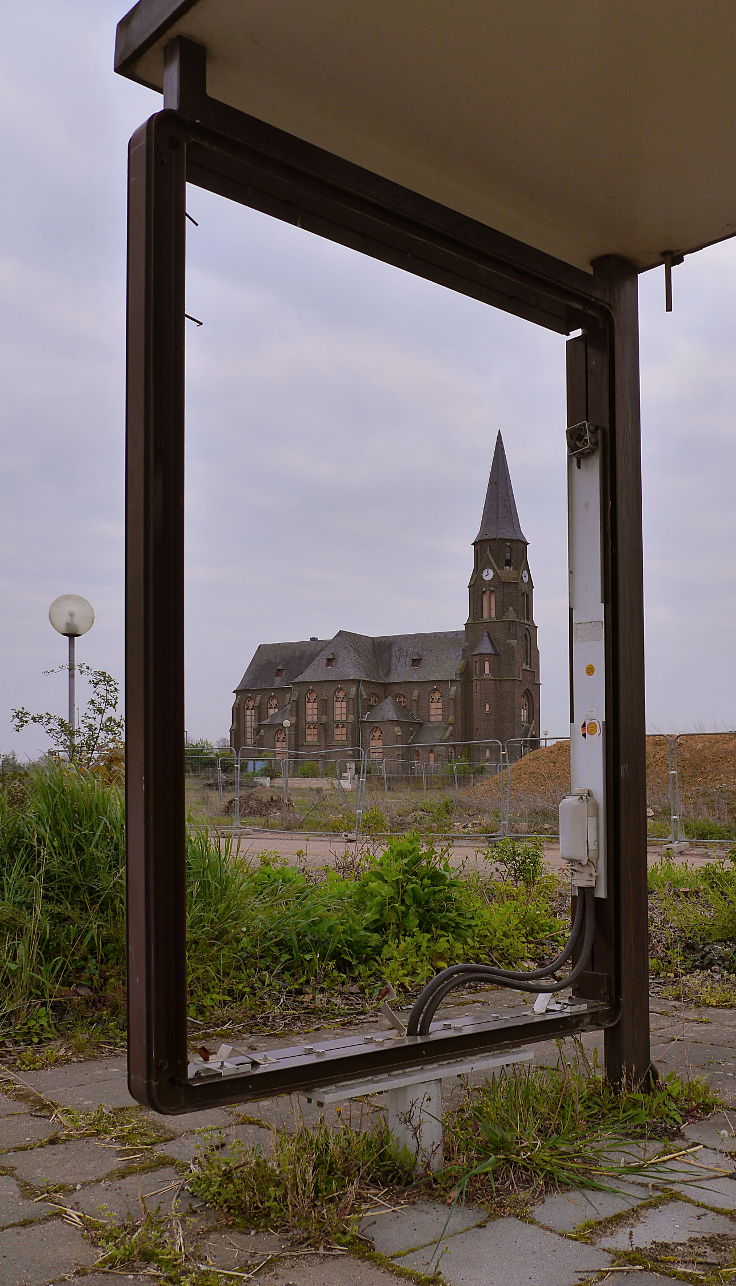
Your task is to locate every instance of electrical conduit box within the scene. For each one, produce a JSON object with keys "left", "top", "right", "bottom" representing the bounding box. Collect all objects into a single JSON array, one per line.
[{"left": 559, "top": 788, "right": 598, "bottom": 888}]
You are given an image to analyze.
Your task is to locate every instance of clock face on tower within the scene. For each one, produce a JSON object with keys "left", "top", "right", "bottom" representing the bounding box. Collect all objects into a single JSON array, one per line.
[
  {"left": 482, "top": 568, "right": 494, "bottom": 581},
  {"left": 522, "top": 570, "right": 529, "bottom": 583}
]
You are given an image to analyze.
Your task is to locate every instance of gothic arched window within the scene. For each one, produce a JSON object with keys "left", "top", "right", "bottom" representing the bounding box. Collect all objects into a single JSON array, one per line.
[
  {"left": 395, "top": 693, "right": 408, "bottom": 707},
  {"left": 275, "top": 728, "right": 286, "bottom": 758},
  {"left": 483, "top": 658, "right": 491, "bottom": 675},
  {"left": 267, "top": 695, "right": 278, "bottom": 716},
  {"left": 521, "top": 691, "right": 534, "bottom": 726},
  {"left": 522, "top": 591, "right": 529, "bottom": 620},
  {"left": 333, "top": 687, "right": 346, "bottom": 720},
  {"left": 481, "top": 589, "right": 496, "bottom": 620},
  {"left": 504, "top": 544, "right": 512, "bottom": 568},
  {"left": 305, "top": 723, "right": 318, "bottom": 744},
  {"left": 368, "top": 693, "right": 379, "bottom": 707},
  {"left": 334, "top": 722, "right": 347, "bottom": 742},
  {"left": 243, "top": 697, "right": 256, "bottom": 745},
  {"left": 429, "top": 689, "right": 443, "bottom": 722},
  {"left": 305, "top": 689, "right": 317, "bottom": 720},
  {"left": 524, "top": 630, "right": 532, "bottom": 668},
  {"left": 370, "top": 728, "right": 383, "bottom": 759}
]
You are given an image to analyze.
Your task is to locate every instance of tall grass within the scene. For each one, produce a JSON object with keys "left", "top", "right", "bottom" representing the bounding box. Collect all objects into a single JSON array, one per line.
[{"left": 0, "top": 766, "right": 566, "bottom": 1042}]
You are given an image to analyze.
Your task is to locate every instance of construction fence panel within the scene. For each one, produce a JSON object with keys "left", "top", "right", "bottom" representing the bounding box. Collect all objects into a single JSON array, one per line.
[
  {"left": 670, "top": 731, "right": 736, "bottom": 845},
  {"left": 502, "top": 736, "right": 569, "bottom": 839},
  {"left": 184, "top": 731, "right": 736, "bottom": 849},
  {"left": 355, "top": 739, "right": 505, "bottom": 839}
]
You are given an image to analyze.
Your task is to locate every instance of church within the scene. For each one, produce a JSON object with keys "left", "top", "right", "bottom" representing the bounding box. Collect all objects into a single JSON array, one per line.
[{"left": 230, "top": 433, "right": 540, "bottom": 766}]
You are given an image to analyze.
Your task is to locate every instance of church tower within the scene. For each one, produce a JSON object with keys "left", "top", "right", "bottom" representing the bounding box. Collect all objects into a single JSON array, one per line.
[{"left": 463, "top": 432, "right": 540, "bottom": 756}]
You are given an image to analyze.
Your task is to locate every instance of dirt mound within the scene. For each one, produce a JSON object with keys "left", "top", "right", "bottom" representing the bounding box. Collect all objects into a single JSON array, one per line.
[{"left": 472, "top": 733, "right": 736, "bottom": 807}]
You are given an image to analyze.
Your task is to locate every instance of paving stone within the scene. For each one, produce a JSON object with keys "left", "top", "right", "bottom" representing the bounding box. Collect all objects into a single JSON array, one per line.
[
  {"left": 150, "top": 1105, "right": 239, "bottom": 1137},
  {"left": 531, "top": 1180, "right": 645, "bottom": 1232},
  {"left": 0, "top": 1218, "right": 97, "bottom": 1285},
  {"left": 65, "top": 1277, "right": 141, "bottom": 1285},
  {"left": 0, "top": 1114, "right": 57, "bottom": 1151},
  {"left": 252, "top": 1256, "right": 407, "bottom": 1285},
  {"left": 596, "top": 1199, "right": 736, "bottom": 1249},
  {"left": 197, "top": 1229, "right": 291, "bottom": 1269},
  {"left": 0, "top": 1176, "right": 55, "bottom": 1229},
  {"left": 160, "top": 1120, "right": 270, "bottom": 1164},
  {"left": 585, "top": 1277, "right": 682, "bottom": 1286},
  {"left": 649, "top": 1145, "right": 736, "bottom": 1208},
  {"left": 399, "top": 1216, "right": 613, "bottom": 1283},
  {"left": 7, "top": 1139, "right": 123, "bottom": 1186},
  {"left": 0, "top": 1096, "right": 23, "bottom": 1118},
  {"left": 69, "top": 1166, "right": 193, "bottom": 1220},
  {"left": 683, "top": 1113, "right": 736, "bottom": 1152},
  {"left": 360, "top": 1200, "right": 486, "bottom": 1255},
  {"left": 21, "top": 1062, "right": 135, "bottom": 1111}
]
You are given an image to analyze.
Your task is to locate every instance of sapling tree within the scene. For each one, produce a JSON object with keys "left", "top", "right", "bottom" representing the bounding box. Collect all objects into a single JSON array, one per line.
[{"left": 12, "top": 665, "right": 124, "bottom": 767}]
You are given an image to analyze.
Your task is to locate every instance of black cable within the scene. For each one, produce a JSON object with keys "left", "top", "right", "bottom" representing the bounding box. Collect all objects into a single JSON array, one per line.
[
  {"left": 406, "top": 888, "right": 588, "bottom": 1036},
  {"left": 407, "top": 888, "right": 595, "bottom": 1037}
]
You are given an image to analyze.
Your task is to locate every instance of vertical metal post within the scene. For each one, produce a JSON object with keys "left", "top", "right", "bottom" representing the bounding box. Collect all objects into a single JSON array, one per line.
[
  {"left": 567, "top": 258, "right": 651, "bottom": 1085},
  {"left": 125, "top": 114, "right": 188, "bottom": 1111},
  {"left": 68, "top": 634, "right": 76, "bottom": 754}
]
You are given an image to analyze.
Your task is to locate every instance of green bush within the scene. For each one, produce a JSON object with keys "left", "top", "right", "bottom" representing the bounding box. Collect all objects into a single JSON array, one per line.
[{"left": 483, "top": 836, "right": 545, "bottom": 887}]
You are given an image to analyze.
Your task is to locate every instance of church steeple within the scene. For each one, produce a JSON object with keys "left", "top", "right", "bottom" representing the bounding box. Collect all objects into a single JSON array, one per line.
[{"left": 474, "top": 431, "right": 527, "bottom": 544}]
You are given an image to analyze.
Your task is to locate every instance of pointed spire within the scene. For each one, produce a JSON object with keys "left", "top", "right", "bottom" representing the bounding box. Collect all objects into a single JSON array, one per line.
[{"left": 474, "top": 431, "right": 527, "bottom": 543}]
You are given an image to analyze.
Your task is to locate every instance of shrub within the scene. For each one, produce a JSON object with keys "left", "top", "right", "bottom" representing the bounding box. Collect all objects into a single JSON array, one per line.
[{"left": 483, "top": 836, "right": 545, "bottom": 887}]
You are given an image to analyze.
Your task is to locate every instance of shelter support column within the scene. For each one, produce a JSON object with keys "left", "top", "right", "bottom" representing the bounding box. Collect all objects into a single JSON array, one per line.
[
  {"left": 566, "top": 257, "right": 651, "bottom": 1086},
  {"left": 125, "top": 113, "right": 189, "bottom": 1110}
]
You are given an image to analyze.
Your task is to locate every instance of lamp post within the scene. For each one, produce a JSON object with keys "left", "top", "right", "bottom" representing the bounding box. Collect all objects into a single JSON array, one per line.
[{"left": 48, "top": 594, "right": 95, "bottom": 755}]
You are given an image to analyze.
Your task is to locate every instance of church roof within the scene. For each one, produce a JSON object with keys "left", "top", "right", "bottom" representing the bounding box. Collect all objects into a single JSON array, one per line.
[
  {"left": 260, "top": 701, "right": 295, "bottom": 726},
  {"left": 472, "top": 631, "right": 500, "bottom": 657},
  {"left": 408, "top": 721, "right": 454, "bottom": 745},
  {"left": 474, "top": 431, "right": 527, "bottom": 544},
  {"left": 235, "top": 639, "right": 326, "bottom": 691},
  {"left": 236, "top": 629, "right": 464, "bottom": 691},
  {"left": 373, "top": 632, "right": 464, "bottom": 681},
  {"left": 294, "top": 630, "right": 383, "bottom": 684},
  {"left": 362, "top": 696, "right": 421, "bottom": 723}
]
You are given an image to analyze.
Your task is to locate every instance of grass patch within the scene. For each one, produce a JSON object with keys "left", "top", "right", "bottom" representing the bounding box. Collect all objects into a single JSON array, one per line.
[
  {"left": 191, "top": 1118, "right": 416, "bottom": 1243},
  {"left": 440, "top": 1054, "right": 718, "bottom": 1210},
  {"left": 188, "top": 1050, "right": 718, "bottom": 1242}
]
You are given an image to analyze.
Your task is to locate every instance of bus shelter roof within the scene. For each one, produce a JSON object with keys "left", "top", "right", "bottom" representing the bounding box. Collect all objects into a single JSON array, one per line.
[{"left": 116, "top": 0, "right": 736, "bottom": 275}]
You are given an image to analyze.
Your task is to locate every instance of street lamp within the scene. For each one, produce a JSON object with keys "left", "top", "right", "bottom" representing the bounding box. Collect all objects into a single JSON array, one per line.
[{"left": 48, "top": 594, "right": 95, "bottom": 752}]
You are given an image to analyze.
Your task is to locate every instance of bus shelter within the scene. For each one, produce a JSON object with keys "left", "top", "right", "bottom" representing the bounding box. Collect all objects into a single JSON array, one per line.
[{"left": 115, "top": 0, "right": 736, "bottom": 1112}]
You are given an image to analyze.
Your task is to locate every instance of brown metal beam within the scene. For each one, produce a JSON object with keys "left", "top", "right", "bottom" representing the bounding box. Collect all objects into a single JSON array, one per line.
[{"left": 124, "top": 67, "right": 650, "bottom": 1108}]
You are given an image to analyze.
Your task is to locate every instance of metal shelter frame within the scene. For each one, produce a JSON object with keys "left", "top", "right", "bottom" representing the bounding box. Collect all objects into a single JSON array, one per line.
[{"left": 124, "top": 35, "right": 650, "bottom": 1112}]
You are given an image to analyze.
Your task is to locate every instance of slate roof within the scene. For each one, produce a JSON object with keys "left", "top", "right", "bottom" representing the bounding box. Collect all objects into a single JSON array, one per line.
[
  {"left": 235, "top": 639, "right": 327, "bottom": 691},
  {"left": 373, "top": 631, "right": 464, "bottom": 682},
  {"left": 474, "top": 431, "right": 527, "bottom": 543},
  {"left": 362, "top": 696, "right": 421, "bottom": 723},
  {"left": 294, "top": 630, "right": 383, "bottom": 684},
  {"left": 408, "top": 721, "right": 454, "bottom": 745},
  {"left": 260, "top": 702, "right": 295, "bottom": 726},
  {"left": 472, "top": 631, "right": 500, "bottom": 656},
  {"left": 236, "top": 629, "right": 464, "bottom": 692}
]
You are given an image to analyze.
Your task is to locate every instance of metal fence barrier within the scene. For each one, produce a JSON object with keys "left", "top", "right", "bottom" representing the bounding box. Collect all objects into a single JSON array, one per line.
[{"left": 182, "top": 730, "right": 736, "bottom": 847}]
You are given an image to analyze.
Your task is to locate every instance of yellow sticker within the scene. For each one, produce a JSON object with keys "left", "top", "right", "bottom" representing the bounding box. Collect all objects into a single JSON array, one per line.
[
  {"left": 585, "top": 664, "right": 595, "bottom": 676},
  {"left": 586, "top": 721, "right": 599, "bottom": 737}
]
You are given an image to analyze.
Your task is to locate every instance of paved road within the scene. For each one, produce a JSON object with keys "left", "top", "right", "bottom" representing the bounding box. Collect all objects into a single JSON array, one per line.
[{"left": 222, "top": 828, "right": 724, "bottom": 874}]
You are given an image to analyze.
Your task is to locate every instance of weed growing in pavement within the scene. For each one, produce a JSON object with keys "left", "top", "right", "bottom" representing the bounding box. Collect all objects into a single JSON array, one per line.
[
  {"left": 439, "top": 1048, "right": 718, "bottom": 1211},
  {"left": 187, "top": 1049, "right": 718, "bottom": 1240},
  {"left": 190, "top": 1118, "right": 415, "bottom": 1243}
]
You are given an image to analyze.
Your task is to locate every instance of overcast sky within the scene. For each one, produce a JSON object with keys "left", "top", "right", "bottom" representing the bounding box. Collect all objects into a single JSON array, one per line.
[{"left": 2, "top": 1, "right": 735, "bottom": 761}]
